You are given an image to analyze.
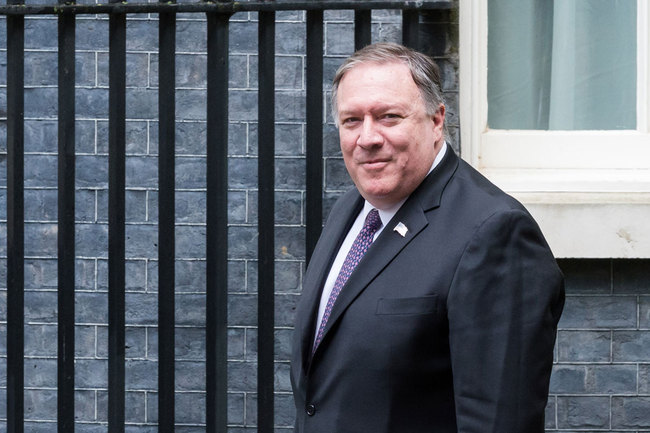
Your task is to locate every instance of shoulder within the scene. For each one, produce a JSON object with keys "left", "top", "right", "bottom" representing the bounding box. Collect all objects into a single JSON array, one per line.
[
  {"left": 434, "top": 157, "right": 531, "bottom": 227},
  {"left": 330, "top": 187, "right": 362, "bottom": 212},
  {"left": 321, "top": 187, "right": 364, "bottom": 229},
  {"left": 454, "top": 158, "right": 523, "bottom": 209}
]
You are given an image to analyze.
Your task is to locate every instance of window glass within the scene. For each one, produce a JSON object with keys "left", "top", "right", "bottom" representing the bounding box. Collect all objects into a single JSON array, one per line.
[{"left": 488, "top": 0, "right": 636, "bottom": 130}]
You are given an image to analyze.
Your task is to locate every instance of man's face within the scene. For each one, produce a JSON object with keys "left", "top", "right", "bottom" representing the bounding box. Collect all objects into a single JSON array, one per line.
[{"left": 336, "top": 61, "right": 445, "bottom": 210}]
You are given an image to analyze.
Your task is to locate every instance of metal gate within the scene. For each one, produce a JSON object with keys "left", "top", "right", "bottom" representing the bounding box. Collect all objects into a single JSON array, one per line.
[{"left": 0, "top": 1, "right": 453, "bottom": 432}]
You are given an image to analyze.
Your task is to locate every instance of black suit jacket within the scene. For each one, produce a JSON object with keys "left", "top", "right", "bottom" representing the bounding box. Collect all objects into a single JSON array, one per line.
[{"left": 291, "top": 148, "right": 565, "bottom": 433}]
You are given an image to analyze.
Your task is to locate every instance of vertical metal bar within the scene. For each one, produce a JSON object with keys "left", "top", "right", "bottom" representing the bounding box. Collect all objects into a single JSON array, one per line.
[
  {"left": 402, "top": 10, "right": 420, "bottom": 49},
  {"left": 354, "top": 10, "right": 371, "bottom": 51},
  {"left": 58, "top": 10, "right": 76, "bottom": 433},
  {"left": 6, "top": 7, "right": 25, "bottom": 433},
  {"left": 108, "top": 9, "right": 126, "bottom": 433},
  {"left": 305, "top": 10, "right": 323, "bottom": 264},
  {"left": 257, "top": 10, "right": 275, "bottom": 433},
  {"left": 158, "top": 7, "right": 176, "bottom": 433},
  {"left": 205, "top": 12, "right": 230, "bottom": 433}
]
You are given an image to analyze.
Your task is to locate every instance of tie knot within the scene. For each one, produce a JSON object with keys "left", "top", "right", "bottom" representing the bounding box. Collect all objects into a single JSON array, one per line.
[{"left": 364, "top": 209, "right": 382, "bottom": 234}]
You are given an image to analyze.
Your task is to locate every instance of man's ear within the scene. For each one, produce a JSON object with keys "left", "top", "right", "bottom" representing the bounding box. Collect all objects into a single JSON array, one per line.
[
  {"left": 431, "top": 104, "right": 446, "bottom": 129},
  {"left": 431, "top": 104, "right": 446, "bottom": 136}
]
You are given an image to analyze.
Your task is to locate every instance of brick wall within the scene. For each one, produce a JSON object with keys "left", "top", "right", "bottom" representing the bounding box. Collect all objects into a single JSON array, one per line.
[
  {"left": 548, "top": 259, "right": 650, "bottom": 432},
  {"left": 1, "top": 2, "right": 649, "bottom": 432}
]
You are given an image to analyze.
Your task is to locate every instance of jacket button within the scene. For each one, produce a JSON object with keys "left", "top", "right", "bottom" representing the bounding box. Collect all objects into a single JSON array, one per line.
[{"left": 306, "top": 404, "right": 316, "bottom": 416}]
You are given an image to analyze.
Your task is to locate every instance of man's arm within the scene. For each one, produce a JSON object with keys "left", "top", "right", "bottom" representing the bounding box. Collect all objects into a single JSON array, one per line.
[{"left": 447, "top": 208, "right": 565, "bottom": 433}]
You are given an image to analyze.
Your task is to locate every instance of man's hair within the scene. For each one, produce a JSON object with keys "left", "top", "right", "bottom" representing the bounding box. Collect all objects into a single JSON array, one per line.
[{"left": 331, "top": 42, "right": 445, "bottom": 126}]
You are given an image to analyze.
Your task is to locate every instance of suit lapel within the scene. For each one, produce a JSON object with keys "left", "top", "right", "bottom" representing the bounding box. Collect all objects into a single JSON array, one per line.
[
  {"left": 297, "top": 192, "right": 364, "bottom": 366},
  {"left": 312, "top": 197, "right": 428, "bottom": 357},
  {"left": 311, "top": 148, "right": 460, "bottom": 359}
]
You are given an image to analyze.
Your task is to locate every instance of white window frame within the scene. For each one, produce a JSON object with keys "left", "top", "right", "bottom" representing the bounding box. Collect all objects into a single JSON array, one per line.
[{"left": 459, "top": 0, "right": 650, "bottom": 258}]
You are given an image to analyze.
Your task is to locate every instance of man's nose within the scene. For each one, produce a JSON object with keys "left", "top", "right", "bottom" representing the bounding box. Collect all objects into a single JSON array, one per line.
[{"left": 357, "top": 117, "right": 383, "bottom": 148}]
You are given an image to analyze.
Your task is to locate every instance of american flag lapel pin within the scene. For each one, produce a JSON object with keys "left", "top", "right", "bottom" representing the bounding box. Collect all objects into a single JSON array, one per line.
[{"left": 394, "top": 222, "right": 408, "bottom": 237}]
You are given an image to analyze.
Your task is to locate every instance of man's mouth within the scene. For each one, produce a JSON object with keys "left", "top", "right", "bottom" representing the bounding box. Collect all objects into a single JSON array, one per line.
[{"left": 361, "top": 158, "right": 390, "bottom": 167}]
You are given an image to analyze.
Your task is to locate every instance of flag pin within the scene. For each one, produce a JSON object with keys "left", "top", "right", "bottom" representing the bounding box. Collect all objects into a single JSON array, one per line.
[{"left": 394, "top": 222, "right": 408, "bottom": 237}]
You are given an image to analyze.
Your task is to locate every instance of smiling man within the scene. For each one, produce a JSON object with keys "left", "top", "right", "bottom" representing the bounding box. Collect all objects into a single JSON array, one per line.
[
  {"left": 337, "top": 59, "right": 444, "bottom": 210},
  {"left": 291, "top": 43, "right": 565, "bottom": 433}
]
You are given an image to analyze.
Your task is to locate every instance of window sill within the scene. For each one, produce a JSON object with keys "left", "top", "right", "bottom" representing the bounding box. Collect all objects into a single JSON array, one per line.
[{"left": 478, "top": 169, "right": 650, "bottom": 258}]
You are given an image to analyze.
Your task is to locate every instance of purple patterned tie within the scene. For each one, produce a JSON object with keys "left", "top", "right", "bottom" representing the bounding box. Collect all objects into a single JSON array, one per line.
[{"left": 313, "top": 209, "right": 382, "bottom": 352}]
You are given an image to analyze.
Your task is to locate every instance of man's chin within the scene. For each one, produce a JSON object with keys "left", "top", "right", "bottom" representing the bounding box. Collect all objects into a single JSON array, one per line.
[{"left": 359, "top": 188, "right": 399, "bottom": 209}]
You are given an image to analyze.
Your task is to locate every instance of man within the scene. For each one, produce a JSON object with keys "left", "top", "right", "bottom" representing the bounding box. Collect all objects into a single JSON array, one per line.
[{"left": 291, "top": 43, "right": 564, "bottom": 433}]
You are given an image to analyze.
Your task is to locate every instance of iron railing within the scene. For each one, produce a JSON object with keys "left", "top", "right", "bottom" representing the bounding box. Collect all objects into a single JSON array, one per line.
[{"left": 0, "top": 1, "right": 453, "bottom": 432}]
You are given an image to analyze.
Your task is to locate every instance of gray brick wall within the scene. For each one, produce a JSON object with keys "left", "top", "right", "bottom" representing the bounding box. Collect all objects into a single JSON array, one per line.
[
  {"left": 1, "top": 2, "right": 649, "bottom": 432},
  {"left": 548, "top": 260, "right": 650, "bottom": 433}
]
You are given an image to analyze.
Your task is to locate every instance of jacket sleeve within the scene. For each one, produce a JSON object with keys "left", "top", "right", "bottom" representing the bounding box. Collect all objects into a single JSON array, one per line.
[{"left": 447, "top": 208, "right": 565, "bottom": 433}]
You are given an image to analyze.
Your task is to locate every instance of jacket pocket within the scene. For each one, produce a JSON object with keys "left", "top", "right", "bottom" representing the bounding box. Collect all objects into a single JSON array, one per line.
[{"left": 375, "top": 295, "right": 438, "bottom": 315}]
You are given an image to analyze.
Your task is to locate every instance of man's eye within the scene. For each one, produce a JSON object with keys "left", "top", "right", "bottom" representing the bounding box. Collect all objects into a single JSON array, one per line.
[
  {"left": 342, "top": 117, "right": 360, "bottom": 125},
  {"left": 379, "top": 113, "right": 401, "bottom": 122}
]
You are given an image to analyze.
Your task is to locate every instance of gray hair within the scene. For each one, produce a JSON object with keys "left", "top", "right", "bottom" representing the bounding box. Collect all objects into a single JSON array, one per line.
[{"left": 331, "top": 42, "right": 446, "bottom": 126}]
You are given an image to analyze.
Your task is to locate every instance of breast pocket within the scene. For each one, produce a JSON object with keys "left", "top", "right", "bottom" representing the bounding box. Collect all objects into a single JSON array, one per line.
[{"left": 375, "top": 295, "right": 439, "bottom": 315}]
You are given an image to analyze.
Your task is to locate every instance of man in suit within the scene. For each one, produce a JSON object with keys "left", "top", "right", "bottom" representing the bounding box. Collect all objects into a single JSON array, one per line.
[{"left": 291, "top": 42, "right": 564, "bottom": 433}]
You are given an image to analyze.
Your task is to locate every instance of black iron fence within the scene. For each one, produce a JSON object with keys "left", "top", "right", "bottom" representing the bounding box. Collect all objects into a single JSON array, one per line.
[{"left": 1, "top": 1, "right": 452, "bottom": 432}]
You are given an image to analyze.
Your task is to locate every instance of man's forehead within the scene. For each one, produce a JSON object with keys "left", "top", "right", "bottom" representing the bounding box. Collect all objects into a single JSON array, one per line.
[
  {"left": 338, "top": 62, "right": 415, "bottom": 92},
  {"left": 337, "top": 100, "right": 410, "bottom": 114},
  {"left": 336, "top": 63, "right": 421, "bottom": 110}
]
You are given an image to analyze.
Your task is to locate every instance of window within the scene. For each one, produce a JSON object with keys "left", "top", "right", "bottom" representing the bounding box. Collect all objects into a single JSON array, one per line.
[{"left": 459, "top": 0, "right": 650, "bottom": 258}]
